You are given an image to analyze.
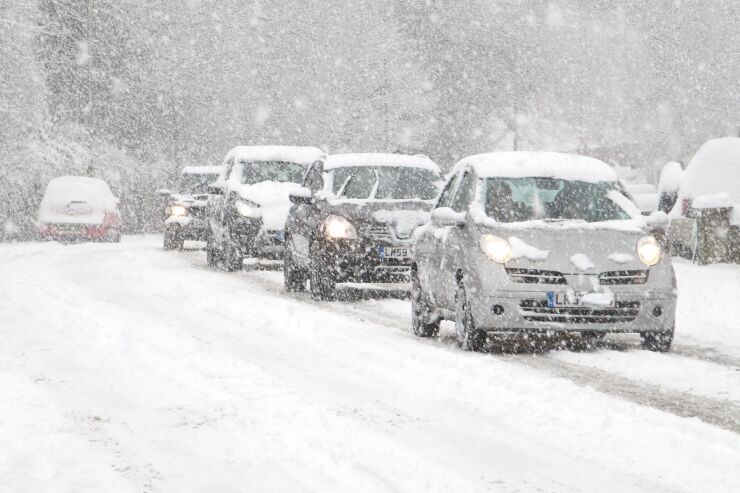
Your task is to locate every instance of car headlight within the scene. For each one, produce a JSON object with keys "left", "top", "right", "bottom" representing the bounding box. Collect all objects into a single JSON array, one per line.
[
  {"left": 324, "top": 215, "right": 357, "bottom": 239},
  {"left": 170, "top": 205, "right": 188, "bottom": 217},
  {"left": 480, "top": 234, "right": 513, "bottom": 263},
  {"left": 637, "top": 235, "right": 662, "bottom": 266},
  {"left": 236, "top": 199, "right": 261, "bottom": 218}
]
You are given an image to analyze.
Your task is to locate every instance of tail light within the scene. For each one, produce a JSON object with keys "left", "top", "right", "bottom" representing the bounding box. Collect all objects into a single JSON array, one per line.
[{"left": 681, "top": 198, "right": 691, "bottom": 217}]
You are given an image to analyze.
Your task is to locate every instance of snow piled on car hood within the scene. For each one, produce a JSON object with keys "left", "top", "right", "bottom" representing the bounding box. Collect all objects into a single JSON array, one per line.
[
  {"left": 372, "top": 209, "right": 431, "bottom": 239},
  {"left": 235, "top": 181, "right": 302, "bottom": 231}
]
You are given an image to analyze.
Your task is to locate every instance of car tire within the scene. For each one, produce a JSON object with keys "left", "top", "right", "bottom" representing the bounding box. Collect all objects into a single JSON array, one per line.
[
  {"left": 284, "top": 247, "right": 307, "bottom": 292},
  {"left": 640, "top": 330, "right": 673, "bottom": 352},
  {"left": 206, "top": 237, "right": 220, "bottom": 266},
  {"left": 455, "top": 282, "right": 486, "bottom": 352},
  {"left": 163, "top": 228, "right": 183, "bottom": 250},
  {"left": 309, "top": 242, "right": 336, "bottom": 301},
  {"left": 223, "top": 228, "right": 243, "bottom": 272},
  {"left": 411, "top": 269, "right": 439, "bottom": 338}
]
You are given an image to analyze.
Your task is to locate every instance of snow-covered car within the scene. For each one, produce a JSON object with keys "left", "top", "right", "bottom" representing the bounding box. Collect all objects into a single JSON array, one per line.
[
  {"left": 667, "top": 137, "right": 740, "bottom": 263},
  {"left": 162, "top": 166, "right": 222, "bottom": 250},
  {"left": 37, "top": 176, "right": 122, "bottom": 242},
  {"left": 206, "top": 146, "right": 326, "bottom": 270},
  {"left": 283, "top": 153, "right": 442, "bottom": 300},
  {"left": 657, "top": 161, "right": 684, "bottom": 213},
  {"left": 411, "top": 151, "right": 676, "bottom": 352}
]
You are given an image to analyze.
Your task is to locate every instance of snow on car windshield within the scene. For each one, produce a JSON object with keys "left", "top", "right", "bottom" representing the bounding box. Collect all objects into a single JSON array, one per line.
[
  {"left": 240, "top": 161, "right": 306, "bottom": 185},
  {"left": 484, "top": 177, "right": 631, "bottom": 223},
  {"left": 177, "top": 174, "right": 216, "bottom": 195},
  {"left": 330, "top": 166, "right": 439, "bottom": 200}
]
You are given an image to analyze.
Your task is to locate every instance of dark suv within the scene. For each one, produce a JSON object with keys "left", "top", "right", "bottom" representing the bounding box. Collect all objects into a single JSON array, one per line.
[
  {"left": 163, "top": 166, "right": 222, "bottom": 250},
  {"left": 284, "top": 153, "right": 442, "bottom": 300},
  {"left": 206, "top": 146, "right": 325, "bottom": 270}
]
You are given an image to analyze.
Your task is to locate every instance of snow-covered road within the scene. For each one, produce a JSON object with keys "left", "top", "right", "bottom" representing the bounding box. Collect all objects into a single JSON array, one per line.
[{"left": 1, "top": 236, "right": 739, "bottom": 492}]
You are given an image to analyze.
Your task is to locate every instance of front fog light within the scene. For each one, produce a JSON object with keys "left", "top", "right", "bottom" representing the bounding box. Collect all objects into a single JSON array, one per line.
[
  {"left": 480, "top": 234, "right": 513, "bottom": 263},
  {"left": 637, "top": 235, "right": 662, "bottom": 266},
  {"left": 170, "top": 205, "right": 187, "bottom": 217},
  {"left": 324, "top": 215, "right": 357, "bottom": 239},
  {"left": 236, "top": 200, "right": 261, "bottom": 218}
]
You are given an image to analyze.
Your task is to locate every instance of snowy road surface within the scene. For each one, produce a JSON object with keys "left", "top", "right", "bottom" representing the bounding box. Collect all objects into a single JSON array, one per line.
[{"left": 1, "top": 236, "right": 739, "bottom": 492}]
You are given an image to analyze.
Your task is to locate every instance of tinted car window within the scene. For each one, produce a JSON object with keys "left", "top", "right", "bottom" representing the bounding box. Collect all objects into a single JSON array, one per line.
[
  {"left": 177, "top": 174, "right": 217, "bottom": 195},
  {"left": 303, "top": 162, "right": 324, "bottom": 192},
  {"left": 450, "top": 172, "right": 475, "bottom": 212},
  {"left": 484, "top": 177, "right": 631, "bottom": 223},
  {"left": 437, "top": 173, "right": 460, "bottom": 209},
  {"left": 330, "top": 166, "right": 439, "bottom": 200},
  {"left": 241, "top": 161, "right": 305, "bottom": 184}
]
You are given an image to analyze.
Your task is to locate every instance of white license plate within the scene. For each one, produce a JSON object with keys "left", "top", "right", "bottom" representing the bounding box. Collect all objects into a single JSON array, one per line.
[{"left": 379, "top": 246, "right": 412, "bottom": 259}]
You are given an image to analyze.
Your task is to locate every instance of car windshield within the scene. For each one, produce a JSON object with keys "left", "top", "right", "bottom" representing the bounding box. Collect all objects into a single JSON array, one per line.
[
  {"left": 330, "top": 166, "right": 439, "bottom": 200},
  {"left": 241, "top": 161, "right": 305, "bottom": 185},
  {"left": 484, "top": 177, "right": 631, "bottom": 223},
  {"left": 177, "top": 173, "right": 217, "bottom": 195}
]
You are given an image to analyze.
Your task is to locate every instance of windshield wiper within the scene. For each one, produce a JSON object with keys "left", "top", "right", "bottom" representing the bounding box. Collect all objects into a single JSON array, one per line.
[{"left": 337, "top": 175, "right": 353, "bottom": 197}]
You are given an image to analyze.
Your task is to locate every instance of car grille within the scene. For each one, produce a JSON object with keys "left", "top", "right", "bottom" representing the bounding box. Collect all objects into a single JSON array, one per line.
[
  {"left": 189, "top": 206, "right": 206, "bottom": 219},
  {"left": 519, "top": 299, "right": 641, "bottom": 324},
  {"left": 506, "top": 268, "right": 567, "bottom": 284},
  {"left": 361, "top": 224, "right": 393, "bottom": 243},
  {"left": 598, "top": 270, "right": 649, "bottom": 285}
]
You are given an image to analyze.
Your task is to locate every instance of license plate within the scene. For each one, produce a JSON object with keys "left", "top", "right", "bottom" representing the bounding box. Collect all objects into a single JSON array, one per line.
[
  {"left": 379, "top": 246, "right": 412, "bottom": 259},
  {"left": 547, "top": 291, "right": 614, "bottom": 308}
]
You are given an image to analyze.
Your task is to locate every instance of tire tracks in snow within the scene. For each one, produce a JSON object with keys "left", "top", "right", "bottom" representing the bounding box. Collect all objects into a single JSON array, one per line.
[{"left": 238, "top": 268, "right": 740, "bottom": 435}]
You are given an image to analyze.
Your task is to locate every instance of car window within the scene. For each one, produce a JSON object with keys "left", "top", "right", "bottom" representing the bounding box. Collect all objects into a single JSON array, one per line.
[
  {"left": 303, "top": 161, "right": 324, "bottom": 192},
  {"left": 484, "top": 177, "right": 631, "bottom": 223},
  {"left": 223, "top": 158, "right": 235, "bottom": 181},
  {"left": 436, "top": 173, "right": 461, "bottom": 209},
  {"left": 240, "top": 161, "right": 305, "bottom": 185},
  {"left": 450, "top": 172, "right": 475, "bottom": 212}
]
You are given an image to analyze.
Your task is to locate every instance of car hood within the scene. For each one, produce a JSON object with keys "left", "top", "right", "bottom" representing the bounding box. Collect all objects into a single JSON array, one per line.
[
  {"left": 487, "top": 225, "right": 648, "bottom": 274},
  {"left": 236, "top": 181, "right": 303, "bottom": 231},
  {"left": 324, "top": 200, "right": 434, "bottom": 240}
]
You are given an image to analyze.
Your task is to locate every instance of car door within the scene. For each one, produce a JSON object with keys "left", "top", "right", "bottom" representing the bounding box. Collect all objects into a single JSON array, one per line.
[
  {"left": 208, "top": 157, "right": 234, "bottom": 246},
  {"left": 424, "top": 172, "right": 462, "bottom": 307},
  {"left": 288, "top": 161, "right": 324, "bottom": 267},
  {"left": 435, "top": 170, "right": 476, "bottom": 309}
]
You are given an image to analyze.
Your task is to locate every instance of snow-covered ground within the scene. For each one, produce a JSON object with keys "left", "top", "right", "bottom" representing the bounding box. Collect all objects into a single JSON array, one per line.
[{"left": 1, "top": 236, "right": 739, "bottom": 492}]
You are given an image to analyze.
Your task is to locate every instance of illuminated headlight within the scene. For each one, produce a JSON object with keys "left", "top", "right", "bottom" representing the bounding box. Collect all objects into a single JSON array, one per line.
[
  {"left": 480, "top": 234, "right": 513, "bottom": 263},
  {"left": 637, "top": 236, "right": 662, "bottom": 266},
  {"left": 236, "top": 200, "right": 261, "bottom": 218},
  {"left": 324, "top": 215, "right": 357, "bottom": 239},
  {"left": 170, "top": 205, "right": 188, "bottom": 217}
]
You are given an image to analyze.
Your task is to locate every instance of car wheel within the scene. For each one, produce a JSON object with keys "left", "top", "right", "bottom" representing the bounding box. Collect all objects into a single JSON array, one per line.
[
  {"left": 223, "top": 228, "right": 243, "bottom": 272},
  {"left": 163, "top": 228, "right": 182, "bottom": 250},
  {"left": 309, "top": 242, "right": 336, "bottom": 301},
  {"left": 411, "top": 270, "right": 439, "bottom": 338},
  {"left": 206, "top": 236, "right": 220, "bottom": 266},
  {"left": 284, "top": 247, "right": 307, "bottom": 292},
  {"left": 640, "top": 330, "right": 673, "bottom": 352},
  {"left": 455, "top": 282, "right": 486, "bottom": 352}
]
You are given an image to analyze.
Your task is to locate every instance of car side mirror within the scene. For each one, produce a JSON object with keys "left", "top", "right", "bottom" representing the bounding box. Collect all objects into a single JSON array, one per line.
[
  {"left": 431, "top": 207, "right": 466, "bottom": 228},
  {"left": 157, "top": 188, "right": 172, "bottom": 196},
  {"left": 647, "top": 210, "right": 668, "bottom": 229},
  {"left": 289, "top": 187, "right": 314, "bottom": 205},
  {"left": 208, "top": 185, "right": 224, "bottom": 196}
]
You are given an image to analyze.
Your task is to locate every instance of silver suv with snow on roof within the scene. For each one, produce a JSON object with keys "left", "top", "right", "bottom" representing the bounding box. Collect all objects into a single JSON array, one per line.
[
  {"left": 206, "top": 146, "right": 326, "bottom": 270},
  {"left": 411, "top": 152, "right": 677, "bottom": 352},
  {"left": 284, "top": 153, "right": 442, "bottom": 300}
]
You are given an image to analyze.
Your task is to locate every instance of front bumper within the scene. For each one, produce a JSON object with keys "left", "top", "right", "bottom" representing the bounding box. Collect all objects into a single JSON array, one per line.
[
  {"left": 325, "top": 240, "right": 414, "bottom": 283},
  {"left": 468, "top": 288, "right": 676, "bottom": 334}
]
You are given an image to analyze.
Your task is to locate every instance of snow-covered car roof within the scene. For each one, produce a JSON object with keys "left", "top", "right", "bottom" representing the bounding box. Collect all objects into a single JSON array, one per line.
[
  {"left": 676, "top": 137, "right": 739, "bottom": 202},
  {"left": 38, "top": 176, "right": 117, "bottom": 223},
  {"left": 324, "top": 153, "right": 440, "bottom": 173},
  {"left": 658, "top": 161, "right": 684, "bottom": 194},
  {"left": 452, "top": 151, "right": 618, "bottom": 183},
  {"left": 181, "top": 166, "right": 222, "bottom": 175},
  {"left": 224, "top": 146, "right": 325, "bottom": 166}
]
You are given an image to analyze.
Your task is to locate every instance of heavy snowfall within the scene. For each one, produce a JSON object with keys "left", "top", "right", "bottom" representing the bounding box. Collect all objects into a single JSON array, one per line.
[{"left": 1, "top": 1, "right": 739, "bottom": 492}]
